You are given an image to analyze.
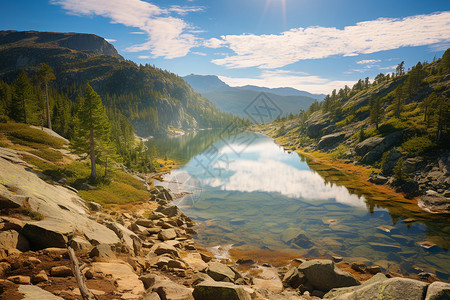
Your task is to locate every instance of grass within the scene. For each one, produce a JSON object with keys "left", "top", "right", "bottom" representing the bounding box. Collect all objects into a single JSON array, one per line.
[
  {"left": 401, "top": 136, "right": 436, "bottom": 156},
  {"left": 0, "top": 122, "right": 65, "bottom": 149},
  {"left": 79, "top": 180, "right": 149, "bottom": 205}
]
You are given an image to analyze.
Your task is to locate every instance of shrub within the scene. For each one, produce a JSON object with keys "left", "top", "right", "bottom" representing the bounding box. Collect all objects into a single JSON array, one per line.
[
  {"left": 331, "top": 145, "right": 348, "bottom": 159},
  {"left": 401, "top": 136, "right": 435, "bottom": 156},
  {"left": 393, "top": 157, "right": 408, "bottom": 182},
  {"left": 0, "top": 123, "right": 65, "bottom": 148}
]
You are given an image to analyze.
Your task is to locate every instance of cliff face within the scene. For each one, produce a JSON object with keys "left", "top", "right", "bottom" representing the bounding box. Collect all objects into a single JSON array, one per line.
[{"left": 0, "top": 30, "right": 122, "bottom": 58}]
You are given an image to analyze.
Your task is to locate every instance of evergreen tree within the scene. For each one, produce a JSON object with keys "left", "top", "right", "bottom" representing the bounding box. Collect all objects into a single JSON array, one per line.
[
  {"left": 396, "top": 61, "right": 405, "bottom": 76},
  {"left": 37, "top": 64, "right": 55, "bottom": 130},
  {"left": 11, "top": 70, "right": 33, "bottom": 123},
  {"left": 440, "top": 48, "right": 450, "bottom": 74},
  {"left": 72, "top": 84, "right": 110, "bottom": 179},
  {"left": 370, "top": 98, "right": 383, "bottom": 130}
]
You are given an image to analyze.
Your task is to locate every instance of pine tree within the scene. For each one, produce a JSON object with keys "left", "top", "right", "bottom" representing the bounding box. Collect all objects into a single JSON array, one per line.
[
  {"left": 11, "top": 70, "right": 33, "bottom": 123},
  {"left": 37, "top": 64, "right": 55, "bottom": 130},
  {"left": 72, "top": 84, "right": 111, "bottom": 179},
  {"left": 370, "top": 97, "right": 383, "bottom": 130}
]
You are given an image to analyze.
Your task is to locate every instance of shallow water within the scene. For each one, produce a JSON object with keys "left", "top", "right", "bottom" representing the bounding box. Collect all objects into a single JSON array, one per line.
[{"left": 154, "top": 131, "right": 450, "bottom": 280}]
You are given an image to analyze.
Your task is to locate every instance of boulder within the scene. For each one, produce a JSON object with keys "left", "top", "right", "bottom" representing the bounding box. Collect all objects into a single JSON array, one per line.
[
  {"left": 425, "top": 281, "right": 450, "bottom": 300},
  {"left": 89, "top": 244, "right": 115, "bottom": 259},
  {"left": 8, "top": 275, "right": 31, "bottom": 284},
  {"left": 136, "top": 219, "right": 155, "bottom": 228},
  {"left": 327, "top": 277, "right": 427, "bottom": 300},
  {"left": 207, "top": 261, "right": 236, "bottom": 282},
  {"left": 50, "top": 266, "right": 72, "bottom": 277},
  {"left": 0, "top": 190, "right": 28, "bottom": 208},
  {"left": 418, "top": 194, "right": 450, "bottom": 214},
  {"left": 283, "top": 267, "right": 305, "bottom": 288},
  {"left": 153, "top": 279, "right": 194, "bottom": 300},
  {"left": 143, "top": 292, "right": 162, "bottom": 300},
  {"left": 151, "top": 242, "right": 180, "bottom": 257},
  {"left": 69, "top": 236, "right": 92, "bottom": 251},
  {"left": 156, "top": 205, "right": 183, "bottom": 218},
  {"left": 381, "top": 150, "right": 402, "bottom": 175},
  {"left": 317, "top": 132, "right": 346, "bottom": 149},
  {"left": 0, "top": 230, "right": 29, "bottom": 252},
  {"left": 22, "top": 220, "right": 71, "bottom": 249},
  {"left": 88, "top": 201, "right": 103, "bottom": 212},
  {"left": 0, "top": 216, "right": 25, "bottom": 231},
  {"left": 306, "top": 112, "right": 331, "bottom": 138},
  {"left": 252, "top": 278, "right": 283, "bottom": 294},
  {"left": 193, "top": 281, "right": 252, "bottom": 300},
  {"left": 298, "top": 259, "right": 360, "bottom": 292},
  {"left": 183, "top": 252, "right": 208, "bottom": 272},
  {"left": 32, "top": 270, "right": 48, "bottom": 283},
  {"left": 324, "top": 273, "right": 388, "bottom": 299},
  {"left": 355, "top": 131, "right": 403, "bottom": 164},
  {"left": 158, "top": 229, "right": 177, "bottom": 241},
  {"left": 18, "top": 285, "right": 64, "bottom": 300},
  {"left": 106, "top": 222, "right": 142, "bottom": 255},
  {"left": 91, "top": 262, "right": 145, "bottom": 295}
]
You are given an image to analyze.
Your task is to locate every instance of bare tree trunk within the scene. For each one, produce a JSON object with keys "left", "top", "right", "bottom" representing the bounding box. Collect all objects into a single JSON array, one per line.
[
  {"left": 68, "top": 247, "right": 97, "bottom": 300},
  {"left": 45, "top": 81, "right": 52, "bottom": 130},
  {"left": 90, "top": 128, "right": 96, "bottom": 178}
]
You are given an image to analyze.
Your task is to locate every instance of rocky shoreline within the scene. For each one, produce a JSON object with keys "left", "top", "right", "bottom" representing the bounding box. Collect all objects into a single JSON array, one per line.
[{"left": 0, "top": 144, "right": 449, "bottom": 299}]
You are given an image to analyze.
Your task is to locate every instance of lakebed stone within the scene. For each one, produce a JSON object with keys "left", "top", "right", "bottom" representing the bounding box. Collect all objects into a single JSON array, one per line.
[
  {"left": 207, "top": 261, "right": 236, "bottom": 282},
  {"left": 193, "top": 281, "right": 252, "bottom": 300}
]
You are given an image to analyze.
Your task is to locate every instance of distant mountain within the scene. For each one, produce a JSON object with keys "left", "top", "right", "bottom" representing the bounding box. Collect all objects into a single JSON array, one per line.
[{"left": 183, "top": 74, "right": 321, "bottom": 122}]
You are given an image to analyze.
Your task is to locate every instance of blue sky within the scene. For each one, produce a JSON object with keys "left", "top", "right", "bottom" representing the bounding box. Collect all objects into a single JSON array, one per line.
[{"left": 1, "top": 0, "right": 449, "bottom": 94}]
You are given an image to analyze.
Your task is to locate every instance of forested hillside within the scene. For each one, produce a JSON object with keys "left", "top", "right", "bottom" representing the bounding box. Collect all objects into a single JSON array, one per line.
[
  {"left": 259, "top": 49, "right": 450, "bottom": 202},
  {"left": 0, "top": 30, "right": 249, "bottom": 172}
]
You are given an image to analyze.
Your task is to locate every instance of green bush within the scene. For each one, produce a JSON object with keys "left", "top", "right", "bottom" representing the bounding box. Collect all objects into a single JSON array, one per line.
[
  {"left": 401, "top": 136, "right": 435, "bottom": 156},
  {"left": 0, "top": 123, "right": 65, "bottom": 148},
  {"left": 393, "top": 157, "right": 408, "bottom": 182},
  {"left": 331, "top": 145, "right": 348, "bottom": 159}
]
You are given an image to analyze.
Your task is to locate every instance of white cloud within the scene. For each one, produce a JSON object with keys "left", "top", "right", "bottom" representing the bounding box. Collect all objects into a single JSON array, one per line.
[
  {"left": 380, "top": 65, "right": 397, "bottom": 70},
  {"left": 131, "top": 31, "right": 146, "bottom": 34},
  {"left": 357, "top": 59, "right": 380, "bottom": 65},
  {"left": 169, "top": 5, "right": 204, "bottom": 16},
  {"left": 192, "top": 51, "right": 207, "bottom": 56},
  {"left": 105, "top": 38, "right": 116, "bottom": 43},
  {"left": 50, "top": 0, "right": 202, "bottom": 59},
  {"left": 219, "top": 70, "right": 354, "bottom": 94},
  {"left": 138, "top": 55, "right": 150, "bottom": 59},
  {"left": 207, "top": 12, "right": 450, "bottom": 69}
]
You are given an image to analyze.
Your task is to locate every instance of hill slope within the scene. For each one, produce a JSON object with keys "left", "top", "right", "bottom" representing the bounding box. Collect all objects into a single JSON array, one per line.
[
  {"left": 0, "top": 30, "right": 244, "bottom": 137},
  {"left": 183, "top": 74, "right": 321, "bottom": 122}
]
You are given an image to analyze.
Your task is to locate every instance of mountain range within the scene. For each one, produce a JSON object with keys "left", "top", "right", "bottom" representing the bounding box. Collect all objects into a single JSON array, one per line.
[{"left": 183, "top": 74, "right": 325, "bottom": 122}]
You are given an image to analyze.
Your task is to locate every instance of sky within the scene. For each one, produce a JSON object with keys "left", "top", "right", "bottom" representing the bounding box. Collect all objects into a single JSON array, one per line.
[{"left": 1, "top": 0, "right": 449, "bottom": 94}]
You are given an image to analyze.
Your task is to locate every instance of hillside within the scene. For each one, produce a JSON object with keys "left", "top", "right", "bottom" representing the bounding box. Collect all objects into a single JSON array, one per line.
[
  {"left": 183, "top": 74, "right": 321, "bottom": 122},
  {"left": 0, "top": 30, "right": 246, "bottom": 138},
  {"left": 257, "top": 50, "right": 450, "bottom": 212}
]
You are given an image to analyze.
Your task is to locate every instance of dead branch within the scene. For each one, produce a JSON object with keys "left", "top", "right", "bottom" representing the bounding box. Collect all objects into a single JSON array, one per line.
[{"left": 68, "top": 246, "right": 97, "bottom": 300}]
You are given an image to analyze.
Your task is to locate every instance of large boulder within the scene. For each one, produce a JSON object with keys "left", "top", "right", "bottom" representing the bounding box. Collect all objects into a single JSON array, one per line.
[
  {"left": 425, "top": 281, "right": 450, "bottom": 300},
  {"left": 0, "top": 230, "right": 29, "bottom": 252},
  {"left": 207, "top": 261, "right": 236, "bottom": 282},
  {"left": 156, "top": 205, "right": 183, "bottom": 218},
  {"left": 18, "top": 285, "right": 64, "bottom": 300},
  {"left": 0, "top": 190, "right": 28, "bottom": 209},
  {"left": 193, "top": 281, "right": 252, "bottom": 300},
  {"left": 297, "top": 259, "right": 360, "bottom": 292},
  {"left": 183, "top": 253, "right": 208, "bottom": 272},
  {"left": 324, "top": 272, "right": 388, "bottom": 298},
  {"left": 418, "top": 193, "right": 450, "bottom": 214},
  {"left": 22, "top": 220, "right": 71, "bottom": 249},
  {"left": 91, "top": 262, "right": 145, "bottom": 296},
  {"left": 355, "top": 131, "right": 403, "bottom": 164},
  {"left": 317, "top": 132, "right": 346, "bottom": 149},
  {"left": 327, "top": 277, "right": 427, "bottom": 300},
  {"left": 306, "top": 112, "right": 331, "bottom": 138},
  {"left": 106, "top": 222, "right": 142, "bottom": 254},
  {"left": 153, "top": 279, "right": 194, "bottom": 300}
]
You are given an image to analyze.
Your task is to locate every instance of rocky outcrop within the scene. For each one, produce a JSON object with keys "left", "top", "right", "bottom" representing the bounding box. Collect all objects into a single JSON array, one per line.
[
  {"left": 297, "top": 259, "right": 360, "bottom": 292},
  {"left": 425, "top": 281, "right": 450, "bottom": 300},
  {"left": 418, "top": 192, "right": 450, "bottom": 214},
  {"left": 207, "top": 261, "right": 237, "bottom": 282},
  {"left": 306, "top": 112, "right": 331, "bottom": 138},
  {"left": 318, "top": 132, "right": 346, "bottom": 149},
  {"left": 355, "top": 131, "right": 403, "bottom": 164}
]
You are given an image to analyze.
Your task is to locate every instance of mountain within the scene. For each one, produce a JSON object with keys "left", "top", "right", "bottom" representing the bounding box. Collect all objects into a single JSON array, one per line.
[
  {"left": 0, "top": 30, "right": 246, "bottom": 137},
  {"left": 183, "top": 74, "right": 321, "bottom": 122},
  {"left": 258, "top": 50, "right": 450, "bottom": 207}
]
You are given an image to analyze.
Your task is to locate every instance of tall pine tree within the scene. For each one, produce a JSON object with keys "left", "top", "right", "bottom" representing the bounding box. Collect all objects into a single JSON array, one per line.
[
  {"left": 37, "top": 64, "right": 55, "bottom": 130},
  {"left": 72, "top": 84, "right": 110, "bottom": 179}
]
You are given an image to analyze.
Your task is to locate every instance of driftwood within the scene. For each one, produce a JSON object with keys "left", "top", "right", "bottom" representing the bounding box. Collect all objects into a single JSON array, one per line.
[{"left": 68, "top": 246, "right": 97, "bottom": 300}]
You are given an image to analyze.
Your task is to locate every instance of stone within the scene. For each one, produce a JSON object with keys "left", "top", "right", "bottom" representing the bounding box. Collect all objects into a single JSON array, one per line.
[
  {"left": 142, "top": 292, "right": 162, "bottom": 300},
  {"left": 89, "top": 243, "right": 115, "bottom": 259},
  {"left": 326, "top": 277, "right": 427, "bottom": 300},
  {"left": 88, "top": 201, "right": 103, "bottom": 212},
  {"left": 18, "top": 285, "right": 64, "bottom": 300},
  {"left": 0, "top": 190, "right": 28, "bottom": 208},
  {"left": 253, "top": 278, "right": 283, "bottom": 294},
  {"left": 425, "top": 281, "right": 450, "bottom": 300},
  {"left": 298, "top": 259, "right": 360, "bottom": 292},
  {"left": 91, "top": 262, "right": 145, "bottom": 295},
  {"left": 153, "top": 279, "right": 194, "bottom": 300},
  {"left": 193, "top": 281, "right": 252, "bottom": 300},
  {"left": 356, "top": 131, "right": 403, "bottom": 164},
  {"left": 43, "top": 247, "right": 67, "bottom": 257},
  {"left": 106, "top": 222, "right": 142, "bottom": 255},
  {"left": 368, "top": 174, "right": 388, "bottom": 185},
  {"left": 158, "top": 229, "right": 177, "bottom": 241},
  {"left": 324, "top": 273, "right": 388, "bottom": 298},
  {"left": 381, "top": 150, "right": 402, "bottom": 175},
  {"left": 366, "top": 266, "right": 382, "bottom": 274},
  {"left": 376, "top": 225, "right": 397, "bottom": 234},
  {"left": 136, "top": 219, "right": 154, "bottom": 228},
  {"left": 418, "top": 194, "right": 450, "bottom": 214},
  {"left": 32, "top": 270, "right": 48, "bottom": 283},
  {"left": 0, "top": 216, "right": 25, "bottom": 231},
  {"left": 368, "top": 242, "right": 401, "bottom": 252},
  {"left": 207, "top": 261, "right": 236, "bottom": 282},
  {"left": 283, "top": 267, "right": 305, "bottom": 289},
  {"left": 155, "top": 205, "right": 182, "bottom": 218},
  {"left": 183, "top": 252, "right": 208, "bottom": 272},
  {"left": 0, "top": 230, "right": 29, "bottom": 252},
  {"left": 0, "top": 262, "right": 10, "bottom": 277},
  {"left": 69, "top": 236, "right": 92, "bottom": 251},
  {"left": 151, "top": 242, "right": 179, "bottom": 257},
  {"left": 7, "top": 275, "right": 31, "bottom": 284},
  {"left": 50, "top": 266, "right": 72, "bottom": 277},
  {"left": 317, "top": 132, "right": 346, "bottom": 149},
  {"left": 22, "top": 221, "right": 70, "bottom": 249}
]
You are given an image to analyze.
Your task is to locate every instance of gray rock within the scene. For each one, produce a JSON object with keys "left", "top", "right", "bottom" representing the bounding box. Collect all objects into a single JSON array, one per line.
[
  {"left": 318, "top": 132, "right": 346, "bottom": 149},
  {"left": 306, "top": 112, "right": 331, "bottom": 138},
  {"left": 381, "top": 150, "right": 402, "bottom": 175},
  {"left": 22, "top": 220, "right": 70, "bottom": 249},
  {"left": 425, "top": 281, "right": 450, "bottom": 300},
  {"left": 329, "top": 277, "right": 427, "bottom": 300},
  {"left": 50, "top": 266, "right": 72, "bottom": 277},
  {"left": 298, "top": 259, "right": 360, "bottom": 292},
  {"left": 18, "top": 285, "right": 64, "bottom": 300},
  {"left": 89, "top": 244, "right": 115, "bottom": 259},
  {"left": 207, "top": 261, "right": 236, "bottom": 282},
  {"left": 153, "top": 278, "right": 194, "bottom": 300},
  {"left": 69, "top": 236, "right": 92, "bottom": 251},
  {"left": 0, "top": 230, "right": 29, "bottom": 252},
  {"left": 193, "top": 281, "right": 252, "bottom": 300},
  {"left": 283, "top": 267, "right": 305, "bottom": 289},
  {"left": 356, "top": 131, "right": 403, "bottom": 164},
  {"left": 324, "top": 272, "right": 388, "bottom": 299},
  {"left": 136, "top": 219, "right": 155, "bottom": 228},
  {"left": 142, "top": 292, "right": 162, "bottom": 300},
  {"left": 106, "top": 222, "right": 142, "bottom": 255},
  {"left": 156, "top": 205, "right": 183, "bottom": 218},
  {"left": 158, "top": 228, "right": 177, "bottom": 241},
  {"left": 88, "top": 201, "right": 103, "bottom": 212},
  {"left": 0, "top": 190, "right": 28, "bottom": 208},
  {"left": 418, "top": 194, "right": 450, "bottom": 214},
  {"left": 151, "top": 242, "right": 179, "bottom": 257}
]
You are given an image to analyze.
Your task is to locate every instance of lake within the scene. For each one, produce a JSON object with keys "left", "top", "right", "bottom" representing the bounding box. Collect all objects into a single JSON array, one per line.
[{"left": 150, "top": 130, "right": 449, "bottom": 280}]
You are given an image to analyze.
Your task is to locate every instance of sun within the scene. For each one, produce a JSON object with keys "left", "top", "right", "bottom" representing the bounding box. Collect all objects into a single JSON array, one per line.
[{"left": 262, "top": 0, "right": 287, "bottom": 28}]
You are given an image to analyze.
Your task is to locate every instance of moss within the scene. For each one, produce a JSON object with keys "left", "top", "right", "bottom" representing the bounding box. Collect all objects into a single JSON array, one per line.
[
  {"left": 0, "top": 123, "right": 65, "bottom": 149},
  {"left": 401, "top": 136, "right": 436, "bottom": 156},
  {"left": 21, "top": 207, "right": 44, "bottom": 221}
]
